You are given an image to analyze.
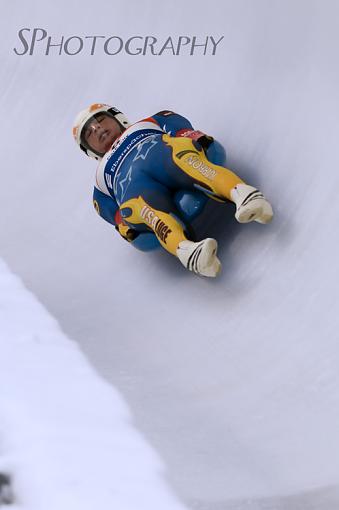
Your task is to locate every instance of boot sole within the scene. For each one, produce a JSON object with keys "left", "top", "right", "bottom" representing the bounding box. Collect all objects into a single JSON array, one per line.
[
  {"left": 186, "top": 238, "right": 218, "bottom": 275},
  {"left": 198, "top": 238, "right": 218, "bottom": 271},
  {"left": 236, "top": 199, "right": 273, "bottom": 224},
  {"left": 201, "top": 257, "right": 221, "bottom": 277}
]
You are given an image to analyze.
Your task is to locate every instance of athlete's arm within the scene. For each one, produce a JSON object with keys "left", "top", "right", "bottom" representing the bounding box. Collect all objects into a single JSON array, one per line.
[
  {"left": 148, "top": 110, "right": 214, "bottom": 149},
  {"left": 92, "top": 186, "right": 119, "bottom": 225},
  {"left": 147, "top": 110, "right": 193, "bottom": 135}
]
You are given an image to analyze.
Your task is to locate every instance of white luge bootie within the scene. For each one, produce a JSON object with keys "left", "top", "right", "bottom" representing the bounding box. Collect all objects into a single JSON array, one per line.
[
  {"left": 231, "top": 184, "right": 273, "bottom": 224},
  {"left": 176, "top": 238, "right": 221, "bottom": 277}
]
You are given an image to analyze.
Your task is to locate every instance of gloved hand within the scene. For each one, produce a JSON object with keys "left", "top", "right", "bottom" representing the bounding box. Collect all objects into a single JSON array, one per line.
[
  {"left": 114, "top": 210, "right": 140, "bottom": 242},
  {"left": 175, "top": 128, "right": 214, "bottom": 150},
  {"left": 115, "top": 223, "right": 140, "bottom": 242}
]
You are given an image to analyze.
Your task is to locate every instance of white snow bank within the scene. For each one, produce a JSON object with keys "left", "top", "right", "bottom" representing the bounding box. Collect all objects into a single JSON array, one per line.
[{"left": 0, "top": 258, "right": 187, "bottom": 510}]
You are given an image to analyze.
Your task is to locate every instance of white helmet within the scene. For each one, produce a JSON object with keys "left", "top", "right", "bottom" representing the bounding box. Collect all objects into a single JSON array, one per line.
[{"left": 72, "top": 103, "right": 130, "bottom": 160}]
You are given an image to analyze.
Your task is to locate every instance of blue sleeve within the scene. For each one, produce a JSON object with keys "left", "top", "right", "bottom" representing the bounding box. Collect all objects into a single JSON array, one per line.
[
  {"left": 151, "top": 110, "right": 194, "bottom": 135},
  {"left": 92, "top": 186, "right": 118, "bottom": 226}
]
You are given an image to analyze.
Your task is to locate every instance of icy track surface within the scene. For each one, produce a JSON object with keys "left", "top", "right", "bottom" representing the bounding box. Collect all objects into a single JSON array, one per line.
[
  {"left": 0, "top": 258, "right": 188, "bottom": 510},
  {"left": 2, "top": 1, "right": 339, "bottom": 509}
]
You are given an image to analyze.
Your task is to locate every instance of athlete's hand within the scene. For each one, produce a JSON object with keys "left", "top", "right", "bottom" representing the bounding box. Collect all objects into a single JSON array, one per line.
[
  {"left": 114, "top": 210, "right": 140, "bottom": 242},
  {"left": 175, "top": 129, "right": 214, "bottom": 150},
  {"left": 115, "top": 222, "right": 140, "bottom": 242}
]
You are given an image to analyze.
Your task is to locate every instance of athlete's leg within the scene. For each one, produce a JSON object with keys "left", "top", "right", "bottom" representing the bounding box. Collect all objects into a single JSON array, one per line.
[
  {"left": 162, "top": 134, "right": 243, "bottom": 201},
  {"left": 159, "top": 134, "right": 273, "bottom": 223},
  {"left": 120, "top": 196, "right": 187, "bottom": 256},
  {"left": 119, "top": 177, "right": 193, "bottom": 255},
  {"left": 119, "top": 177, "right": 221, "bottom": 277}
]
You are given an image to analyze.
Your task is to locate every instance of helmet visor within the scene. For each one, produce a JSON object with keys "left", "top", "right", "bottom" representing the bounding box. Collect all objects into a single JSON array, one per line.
[{"left": 81, "top": 112, "right": 122, "bottom": 157}]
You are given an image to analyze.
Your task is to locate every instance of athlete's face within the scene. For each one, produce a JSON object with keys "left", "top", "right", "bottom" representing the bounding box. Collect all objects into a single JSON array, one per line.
[{"left": 83, "top": 114, "right": 122, "bottom": 155}]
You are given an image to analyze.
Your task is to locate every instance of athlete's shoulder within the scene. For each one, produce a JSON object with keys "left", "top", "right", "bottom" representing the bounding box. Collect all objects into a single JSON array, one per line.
[
  {"left": 138, "top": 110, "right": 193, "bottom": 135},
  {"left": 137, "top": 110, "right": 176, "bottom": 125},
  {"left": 153, "top": 110, "right": 177, "bottom": 117},
  {"left": 128, "top": 110, "right": 186, "bottom": 135}
]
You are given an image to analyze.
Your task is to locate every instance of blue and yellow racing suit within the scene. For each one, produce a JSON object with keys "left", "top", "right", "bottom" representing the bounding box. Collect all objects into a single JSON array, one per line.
[{"left": 92, "top": 110, "right": 244, "bottom": 256}]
